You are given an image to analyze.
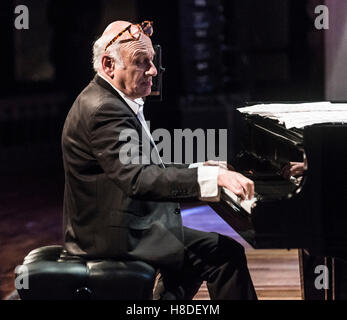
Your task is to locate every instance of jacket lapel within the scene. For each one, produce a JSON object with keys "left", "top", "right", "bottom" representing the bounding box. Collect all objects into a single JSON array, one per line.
[{"left": 93, "top": 74, "right": 164, "bottom": 167}]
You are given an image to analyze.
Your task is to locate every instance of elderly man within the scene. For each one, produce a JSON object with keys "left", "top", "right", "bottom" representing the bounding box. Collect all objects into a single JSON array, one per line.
[{"left": 61, "top": 20, "right": 257, "bottom": 300}]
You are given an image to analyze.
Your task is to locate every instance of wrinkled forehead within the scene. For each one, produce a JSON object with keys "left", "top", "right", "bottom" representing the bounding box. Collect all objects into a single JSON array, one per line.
[{"left": 120, "top": 35, "right": 155, "bottom": 60}]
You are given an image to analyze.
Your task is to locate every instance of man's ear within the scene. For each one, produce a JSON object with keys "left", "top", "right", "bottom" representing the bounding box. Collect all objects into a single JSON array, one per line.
[{"left": 102, "top": 56, "right": 115, "bottom": 78}]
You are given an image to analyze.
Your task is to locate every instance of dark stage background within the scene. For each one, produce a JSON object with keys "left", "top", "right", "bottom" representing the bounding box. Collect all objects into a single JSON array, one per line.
[{"left": 0, "top": 0, "right": 330, "bottom": 298}]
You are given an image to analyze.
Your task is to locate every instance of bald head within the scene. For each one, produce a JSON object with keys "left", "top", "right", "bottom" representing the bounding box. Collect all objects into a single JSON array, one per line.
[
  {"left": 103, "top": 20, "right": 130, "bottom": 38},
  {"left": 103, "top": 20, "right": 155, "bottom": 63},
  {"left": 93, "top": 20, "right": 157, "bottom": 99}
]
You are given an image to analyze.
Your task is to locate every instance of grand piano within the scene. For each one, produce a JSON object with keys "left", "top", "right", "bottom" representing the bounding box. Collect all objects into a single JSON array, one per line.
[{"left": 209, "top": 102, "right": 347, "bottom": 300}]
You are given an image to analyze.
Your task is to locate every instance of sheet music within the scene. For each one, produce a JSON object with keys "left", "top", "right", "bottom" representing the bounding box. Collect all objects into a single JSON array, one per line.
[{"left": 238, "top": 102, "right": 347, "bottom": 129}]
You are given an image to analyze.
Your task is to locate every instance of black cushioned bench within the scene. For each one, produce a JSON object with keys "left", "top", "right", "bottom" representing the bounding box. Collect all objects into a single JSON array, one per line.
[{"left": 15, "top": 245, "right": 156, "bottom": 300}]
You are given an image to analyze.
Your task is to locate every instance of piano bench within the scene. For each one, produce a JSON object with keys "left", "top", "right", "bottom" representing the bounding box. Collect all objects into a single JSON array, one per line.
[{"left": 15, "top": 245, "right": 156, "bottom": 300}]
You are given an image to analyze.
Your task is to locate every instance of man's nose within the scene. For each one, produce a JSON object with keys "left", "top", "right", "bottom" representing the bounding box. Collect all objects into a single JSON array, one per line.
[{"left": 145, "top": 61, "right": 157, "bottom": 77}]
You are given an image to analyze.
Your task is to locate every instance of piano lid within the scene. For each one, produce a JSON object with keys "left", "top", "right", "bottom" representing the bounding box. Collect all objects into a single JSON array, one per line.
[{"left": 238, "top": 102, "right": 347, "bottom": 129}]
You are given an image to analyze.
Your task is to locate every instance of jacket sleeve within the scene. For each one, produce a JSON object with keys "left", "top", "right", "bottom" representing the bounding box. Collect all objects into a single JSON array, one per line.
[
  {"left": 90, "top": 103, "right": 200, "bottom": 201},
  {"left": 163, "top": 163, "right": 190, "bottom": 169}
]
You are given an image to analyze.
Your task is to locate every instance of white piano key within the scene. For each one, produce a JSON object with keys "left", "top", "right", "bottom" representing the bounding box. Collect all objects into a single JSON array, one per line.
[{"left": 222, "top": 188, "right": 258, "bottom": 215}]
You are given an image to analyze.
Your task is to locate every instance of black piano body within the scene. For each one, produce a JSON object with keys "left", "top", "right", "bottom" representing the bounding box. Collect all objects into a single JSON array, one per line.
[{"left": 209, "top": 108, "right": 347, "bottom": 299}]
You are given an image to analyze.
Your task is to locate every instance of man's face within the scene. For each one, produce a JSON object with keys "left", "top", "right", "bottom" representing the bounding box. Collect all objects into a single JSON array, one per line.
[{"left": 113, "top": 35, "right": 157, "bottom": 99}]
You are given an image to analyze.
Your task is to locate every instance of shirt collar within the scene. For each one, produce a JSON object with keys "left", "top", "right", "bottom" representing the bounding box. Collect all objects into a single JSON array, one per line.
[{"left": 97, "top": 73, "right": 144, "bottom": 115}]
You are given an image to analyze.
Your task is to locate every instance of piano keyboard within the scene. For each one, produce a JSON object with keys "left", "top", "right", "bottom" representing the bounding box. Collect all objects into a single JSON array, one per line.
[{"left": 221, "top": 188, "right": 258, "bottom": 215}]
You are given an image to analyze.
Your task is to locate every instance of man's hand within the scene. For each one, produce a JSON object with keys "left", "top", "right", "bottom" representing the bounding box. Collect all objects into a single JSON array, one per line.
[
  {"left": 218, "top": 168, "right": 254, "bottom": 200},
  {"left": 281, "top": 162, "right": 305, "bottom": 180}
]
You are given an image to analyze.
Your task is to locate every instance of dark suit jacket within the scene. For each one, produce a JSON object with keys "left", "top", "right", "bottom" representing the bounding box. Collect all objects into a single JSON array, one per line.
[{"left": 61, "top": 75, "right": 200, "bottom": 269}]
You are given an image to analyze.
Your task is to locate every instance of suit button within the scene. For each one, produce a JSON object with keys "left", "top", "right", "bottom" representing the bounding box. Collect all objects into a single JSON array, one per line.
[{"left": 174, "top": 208, "right": 180, "bottom": 215}]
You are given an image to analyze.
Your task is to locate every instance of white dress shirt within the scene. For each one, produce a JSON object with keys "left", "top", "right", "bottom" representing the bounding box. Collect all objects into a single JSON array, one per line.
[{"left": 97, "top": 73, "right": 220, "bottom": 201}]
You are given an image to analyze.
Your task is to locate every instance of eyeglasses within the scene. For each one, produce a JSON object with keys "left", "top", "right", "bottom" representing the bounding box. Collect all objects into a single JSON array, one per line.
[{"left": 104, "top": 21, "right": 153, "bottom": 51}]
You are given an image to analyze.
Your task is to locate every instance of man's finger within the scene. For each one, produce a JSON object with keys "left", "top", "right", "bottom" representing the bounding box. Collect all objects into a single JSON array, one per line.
[
  {"left": 230, "top": 182, "right": 246, "bottom": 200},
  {"left": 238, "top": 176, "right": 254, "bottom": 200},
  {"left": 238, "top": 188, "right": 246, "bottom": 200},
  {"left": 248, "top": 180, "right": 255, "bottom": 199},
  {"left": 291, "top": 164, "right": 303, "bottom": 176}
]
